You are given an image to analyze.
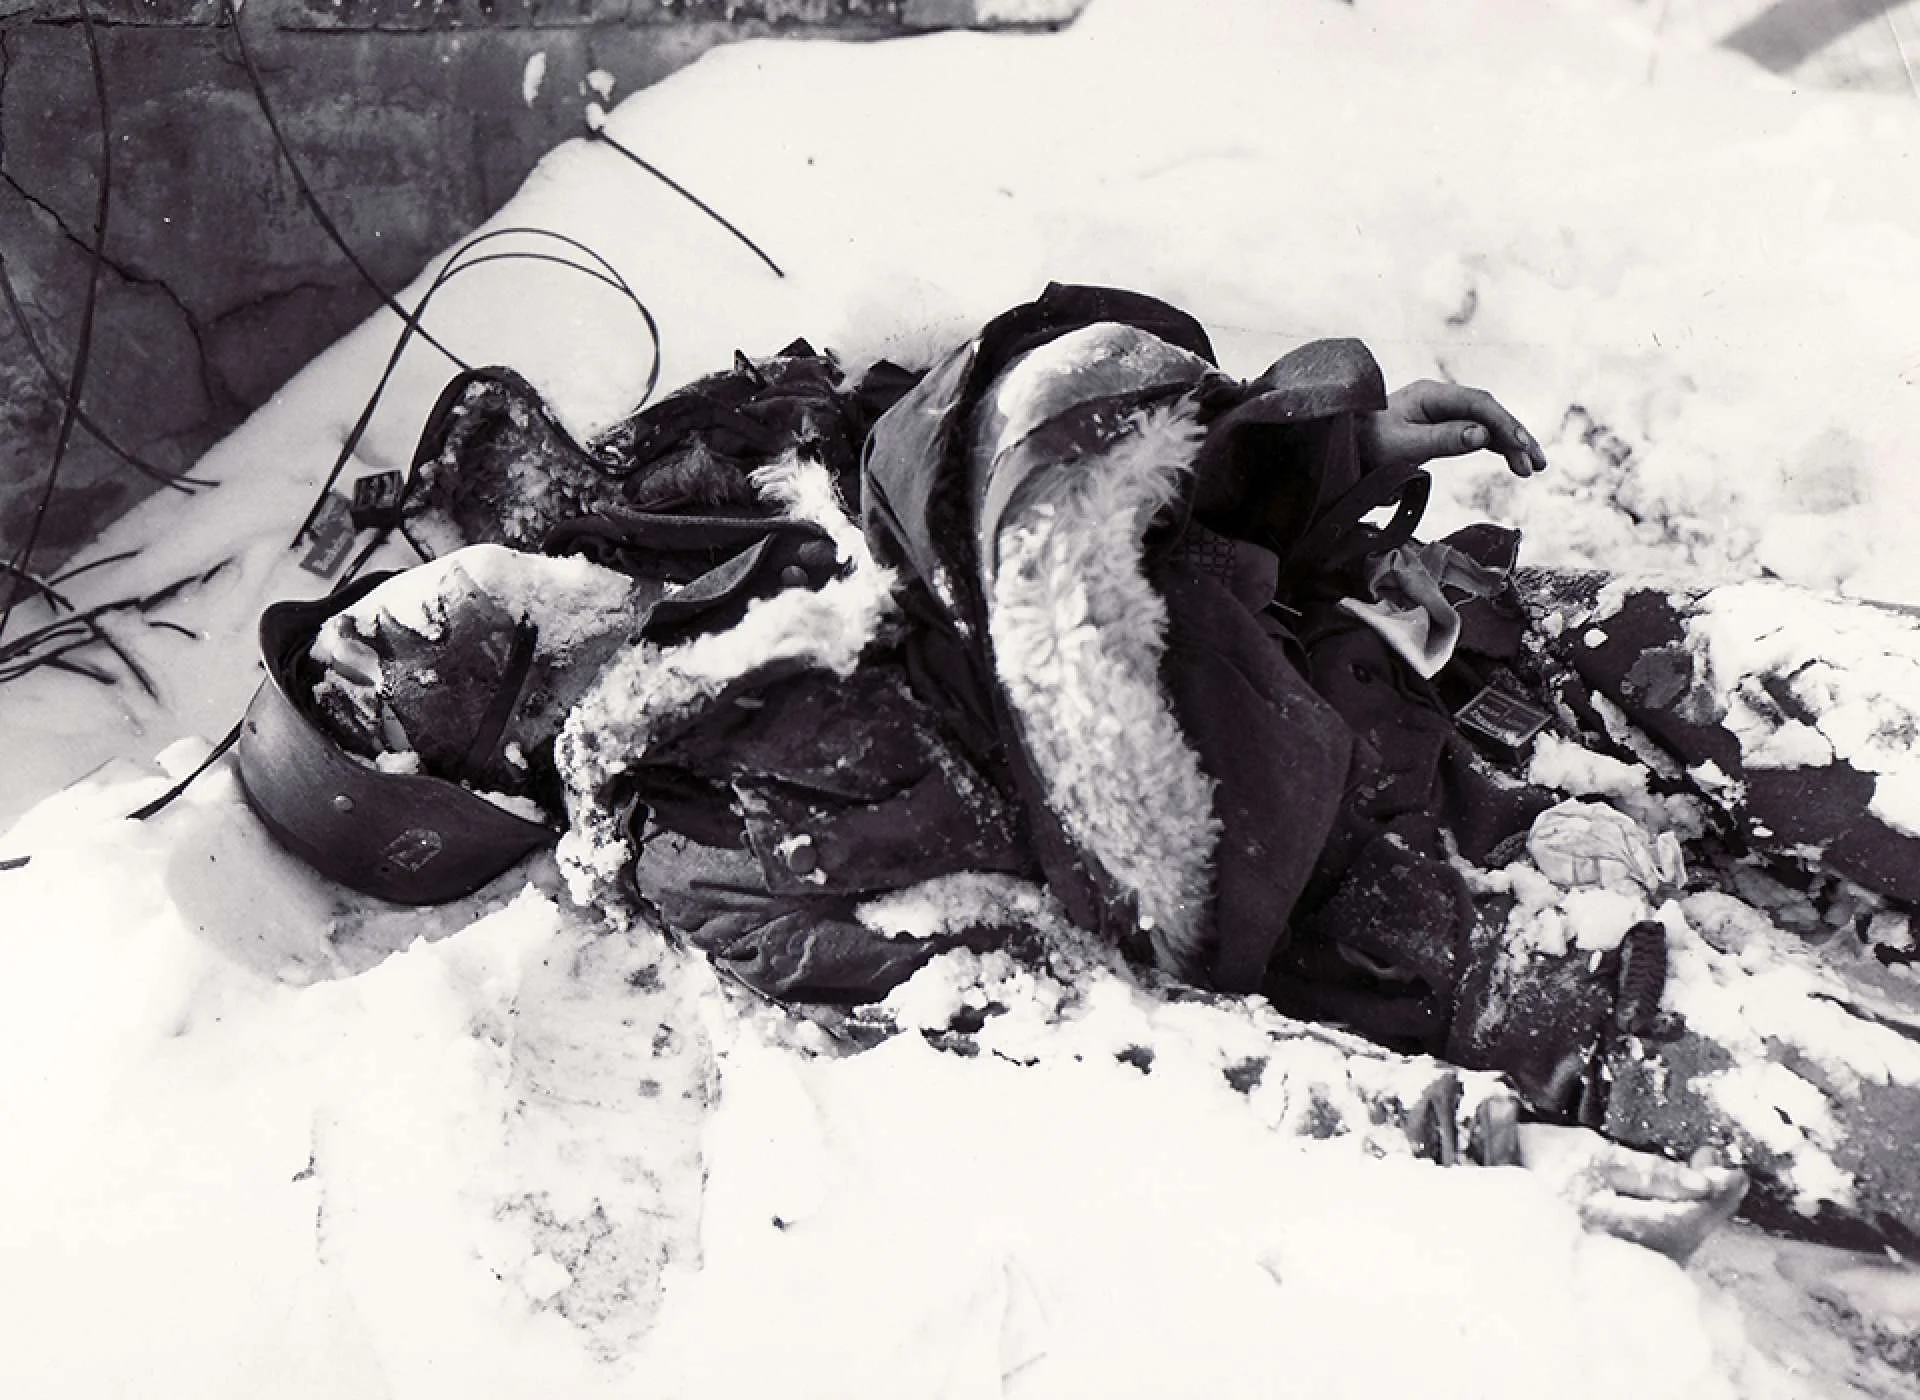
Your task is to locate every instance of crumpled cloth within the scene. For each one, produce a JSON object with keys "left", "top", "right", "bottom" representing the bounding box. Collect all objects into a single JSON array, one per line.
[
  {"left": 1337, "top": 539, "right": 1509, "bottom": 678},
  {"left": 1527, "top": 798, "right": 1686, "bottom": 897}
]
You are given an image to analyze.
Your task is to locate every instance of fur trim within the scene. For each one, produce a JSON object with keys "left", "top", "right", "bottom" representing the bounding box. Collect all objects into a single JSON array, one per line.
[
  {"left": 554, "top": 455, "right": 894, "bottom": 907},
  {"left": 987, "top": 397, "right": 1220, "bottom": 979},
  {"left": 749, "top": 454, "right": 877, "bottom": 575}
]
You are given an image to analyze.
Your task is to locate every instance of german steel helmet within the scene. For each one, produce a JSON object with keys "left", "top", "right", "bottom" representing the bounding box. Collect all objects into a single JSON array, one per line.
[{"left": 235, "top": 573, "right": 557, "bottom": 905}]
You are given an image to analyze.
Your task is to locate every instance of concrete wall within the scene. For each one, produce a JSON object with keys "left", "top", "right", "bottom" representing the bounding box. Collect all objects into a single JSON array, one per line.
[{"left": 0, "top": 0, "right": 1081, "bottom": 587}]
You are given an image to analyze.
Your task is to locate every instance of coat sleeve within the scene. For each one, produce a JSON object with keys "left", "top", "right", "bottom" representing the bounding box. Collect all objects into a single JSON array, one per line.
[
  {"left": 618, "top": 664, "right": 1036, "bottom": 1005},
  {"left": 629, "top": 828, "right": 1036, "bottom": 1004}
]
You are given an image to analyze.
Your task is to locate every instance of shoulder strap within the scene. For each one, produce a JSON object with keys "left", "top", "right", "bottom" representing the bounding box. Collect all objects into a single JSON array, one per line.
[{"left": 1285, "top": 462, "right": 1432, "bottom": 580}]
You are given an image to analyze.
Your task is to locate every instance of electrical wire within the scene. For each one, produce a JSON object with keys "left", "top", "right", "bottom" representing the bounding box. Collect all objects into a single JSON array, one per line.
[
  {"left": 123, "top": 721, "right": 244, "bottom": 822},
  {"left": 0, "top": 561, "right": 73, "bottom": 614},
  {"left": 290, "top": 224, "right": 662, "bottom": 548},
  {"left": 588, "top": 123, "right": 786, "bottom": 279},
  {"left": 0, "top": 561, "right": 226, "bottom": 686},
  {"left": 220, "top": 0, "right": 468, "bottom": 371}
]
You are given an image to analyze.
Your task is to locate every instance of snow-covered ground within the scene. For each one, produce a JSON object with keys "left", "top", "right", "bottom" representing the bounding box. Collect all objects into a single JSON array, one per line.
[{"left": 5, "top": 0, "right": 1920, "bottom": 1394}]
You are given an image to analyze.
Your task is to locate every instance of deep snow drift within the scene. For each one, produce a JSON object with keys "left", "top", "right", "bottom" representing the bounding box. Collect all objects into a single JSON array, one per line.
[{"left": 4, "top": 0, "right": 1920, "bottom": 1395}]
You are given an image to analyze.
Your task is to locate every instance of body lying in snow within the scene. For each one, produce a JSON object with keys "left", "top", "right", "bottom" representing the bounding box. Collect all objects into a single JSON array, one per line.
[{"left": 239, "top": 285, "right": 1920, "bottom": 1260}]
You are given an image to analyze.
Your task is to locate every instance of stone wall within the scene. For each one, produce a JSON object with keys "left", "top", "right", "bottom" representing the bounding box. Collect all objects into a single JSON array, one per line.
[{"left": 0, "top": 0, "right": 1082, "bottom": 590}]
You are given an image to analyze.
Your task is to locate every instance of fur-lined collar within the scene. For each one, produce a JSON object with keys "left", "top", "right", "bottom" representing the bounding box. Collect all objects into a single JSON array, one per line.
[{"left": 984, "top": 394, "right": 1220, "bottom": 980}]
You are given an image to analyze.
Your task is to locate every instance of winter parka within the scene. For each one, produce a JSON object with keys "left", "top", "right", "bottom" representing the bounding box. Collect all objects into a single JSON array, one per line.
[{"left": 556, "top": 283, "right": 1421, "bottom": 1006}]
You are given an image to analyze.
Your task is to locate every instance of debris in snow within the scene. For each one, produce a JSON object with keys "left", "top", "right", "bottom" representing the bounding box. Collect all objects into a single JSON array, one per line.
[
  {"left": 1526, "top": 799, "right": 1684, "bottom": 900},
  {"left": 1687, "top": 583, "right": 1920, "bottom": 838}
]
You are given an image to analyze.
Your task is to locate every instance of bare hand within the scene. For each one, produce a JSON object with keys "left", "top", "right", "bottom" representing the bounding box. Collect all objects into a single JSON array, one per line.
[
  {"left": 1517, "top": 1124, "right": 1748, "bottom": 1264},
  {"left": 1359, "top": 380, "right": 1548, "bottom": 479}
]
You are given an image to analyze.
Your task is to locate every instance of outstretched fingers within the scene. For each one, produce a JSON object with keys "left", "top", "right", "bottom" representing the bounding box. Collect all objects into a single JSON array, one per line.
[{"left": 1392, "top": 380, "right": 1549, "bottom": 478}]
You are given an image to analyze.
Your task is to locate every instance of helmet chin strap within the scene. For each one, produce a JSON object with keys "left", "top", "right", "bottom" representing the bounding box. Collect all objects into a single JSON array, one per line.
[
  {"left": 458, "top": 616, "right": 541, "bottom": 779},
  {"left": 124, "top": 721, "right": 246, "bottom": 824}
]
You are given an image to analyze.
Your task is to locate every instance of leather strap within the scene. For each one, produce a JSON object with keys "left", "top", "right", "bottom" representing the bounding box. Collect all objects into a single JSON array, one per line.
[
  {"left": 1286, "top": 464, "right": 1432, "bottom": 580},
  {"left": 460, "top": 615, "right": 539, "bottom": 775}
]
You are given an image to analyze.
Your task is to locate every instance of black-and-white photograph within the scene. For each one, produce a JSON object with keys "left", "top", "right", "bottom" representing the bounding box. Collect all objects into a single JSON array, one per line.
[{"left": 3, "top": 1, "right": 1919, "bottom": 1394}]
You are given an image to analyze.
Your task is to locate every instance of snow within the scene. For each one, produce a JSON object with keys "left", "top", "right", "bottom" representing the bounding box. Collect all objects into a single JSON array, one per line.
[
  {"left": 855, "top": 870, "right": 1058, "bottom": 941},
  {"left": 328, "top": 545, "right": 640, "bottom": 657},
  {"left": 1702, "top": 1061, "right": 1854, "bottom": 1208},
  {"left": 1561, "top": 885, "right": 1648, "bottom": 953},
  {"left": 1661, "top": 900, "right": 1920, "bottom": 1096},
  {"left": 1528, "top": 732, "right": 1652, "bottom": 802},
  {"left": 975, "top": 0, "right": 1088, "bottom": 20},
  {"left": 649, "top": 1024, "right": 1739, "bottom": 1400},
  {"left": 4, "top": 0, "right": 1920, "bottom": 1395}
]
